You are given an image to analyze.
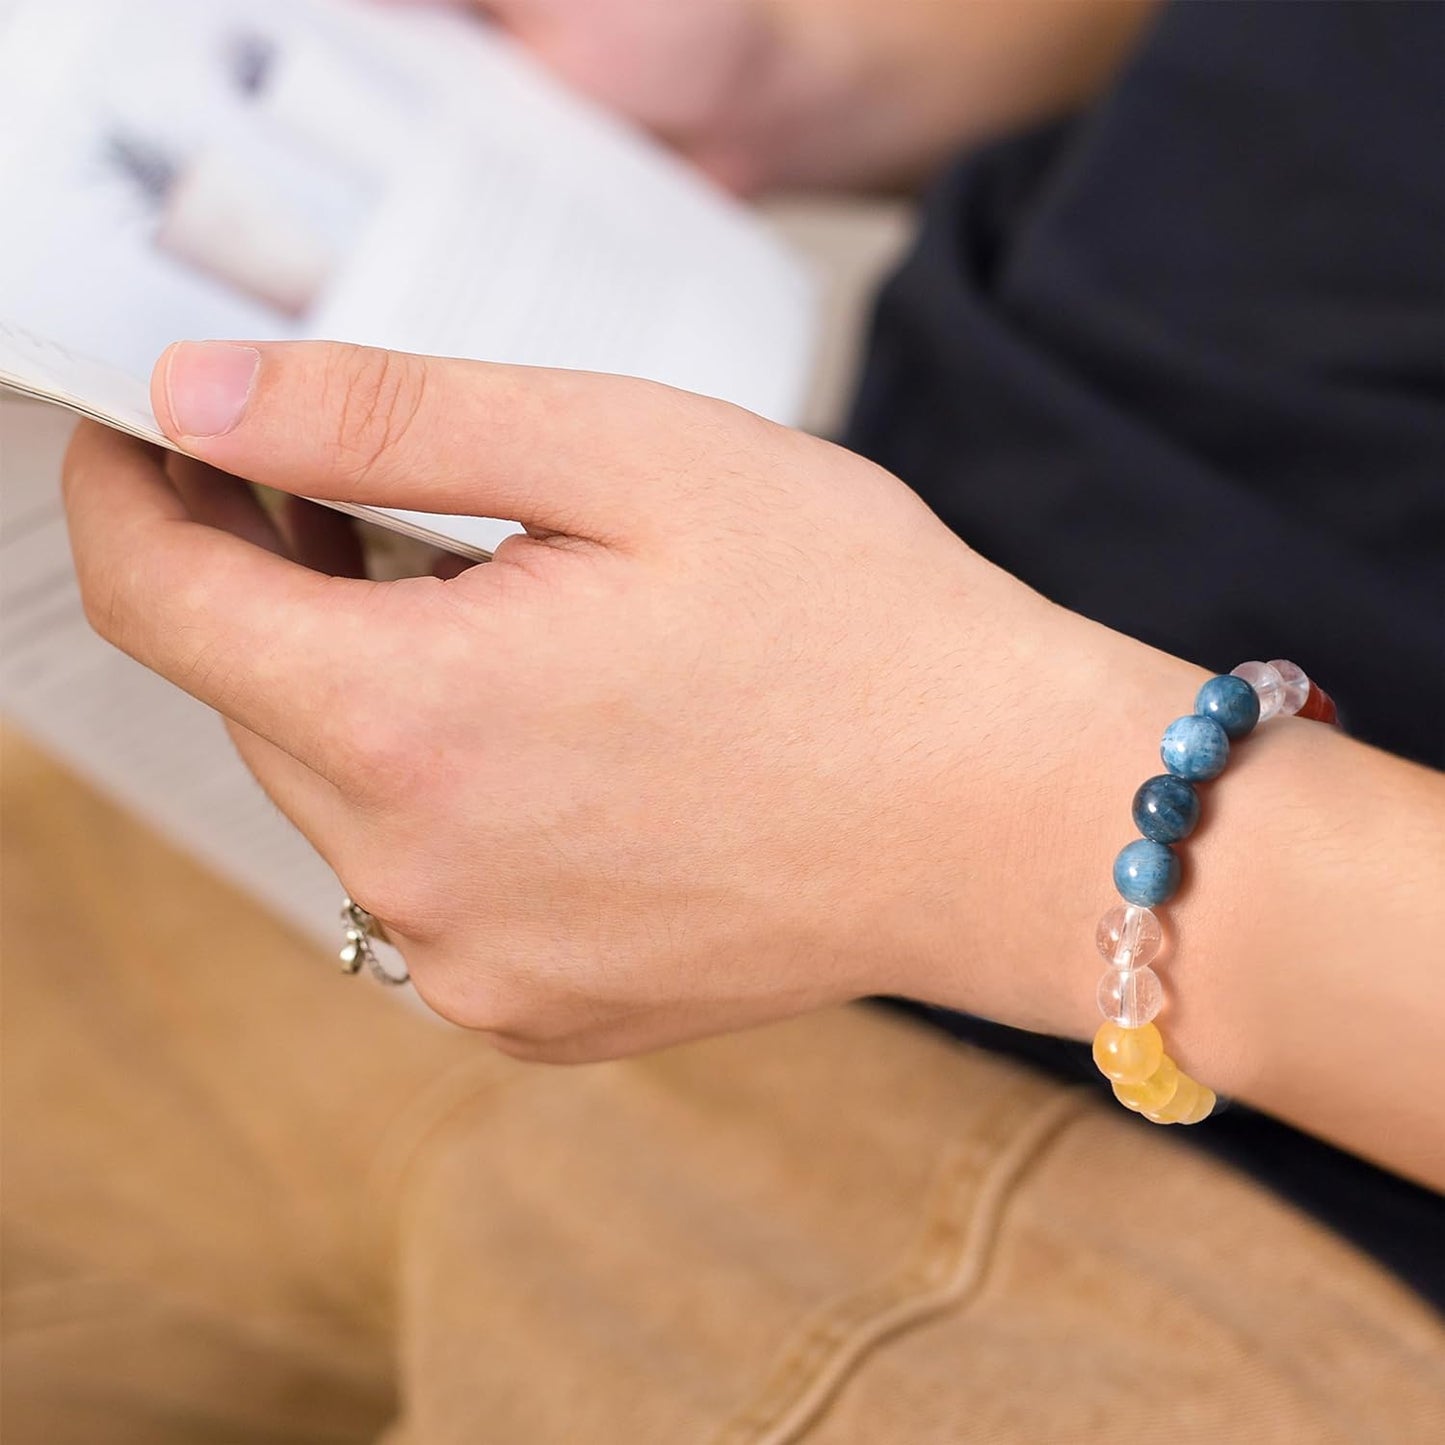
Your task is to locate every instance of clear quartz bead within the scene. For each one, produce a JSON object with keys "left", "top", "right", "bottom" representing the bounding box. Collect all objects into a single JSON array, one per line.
[
  {"left": 1268, "top": 658, "right": 1311, "bottom": 716},
  {"left": 1097, "top": 966, "right": 1164, "bottom": 1027},
  {"left": 1095, "top": 904, "right": 1163, "bottom": 969},
  {"left": 1231, "top": 660, "right": 1285, "bottom": 722}
]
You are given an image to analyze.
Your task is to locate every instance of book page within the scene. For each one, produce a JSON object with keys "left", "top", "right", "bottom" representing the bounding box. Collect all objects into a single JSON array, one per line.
[
  {"left": 0, "top": 320, "right": 179, "bottom": 447},
  {"left": 0, "top": 0, "right": 817, "bottom": 553}
]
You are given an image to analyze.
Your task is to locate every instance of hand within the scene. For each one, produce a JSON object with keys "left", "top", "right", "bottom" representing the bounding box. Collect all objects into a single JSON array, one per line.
[
  {"left": 400, "top": 0, "right": 1158, "bottom": 193},
  {"left": 62, "top": 340, "right": 1135, "bottom": 1061}
]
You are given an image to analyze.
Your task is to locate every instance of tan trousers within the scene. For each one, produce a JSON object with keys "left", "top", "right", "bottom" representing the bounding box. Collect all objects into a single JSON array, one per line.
[{"left": 3, "top": 732, "right": 1442, "bottom": 1444}]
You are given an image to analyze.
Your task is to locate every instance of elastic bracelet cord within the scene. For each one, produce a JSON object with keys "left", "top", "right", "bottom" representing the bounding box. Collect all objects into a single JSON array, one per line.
[{"left": 1092, "top": 660, "right": 1340, "bottom": 1125}]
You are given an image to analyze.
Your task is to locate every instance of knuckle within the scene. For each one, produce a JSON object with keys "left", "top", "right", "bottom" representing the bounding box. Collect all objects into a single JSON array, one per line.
[
  {"left": 408, "top": 966, "right": 514, "bottom": 1034},
  {"left": 75, "top": 555, "right": 138, "bottom": 653},
  {"left": 342, "top": 868, "right": 438, "bottom": 946},
  {"left": 325, "top": 346, "right": 429, "bottom": 485},
  {"left": 409, "top": 964, "right": 563, "bottom": 1047},
  {"left": 74, "top": 566, "right": 120, "bottom": 642},
  {"left": 64, "top": 489, "right": 119, "bottom": 646}
]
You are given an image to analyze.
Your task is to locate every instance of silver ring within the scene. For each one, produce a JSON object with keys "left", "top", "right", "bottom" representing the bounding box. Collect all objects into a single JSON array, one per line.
[{"left": 339, "top": 896, "right": 408, "bottom": 985}]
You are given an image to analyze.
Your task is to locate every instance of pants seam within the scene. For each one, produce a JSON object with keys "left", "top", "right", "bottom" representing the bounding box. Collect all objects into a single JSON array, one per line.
[{"left": 707, "top": 1086, "right": 1094, "bottom": 1445}]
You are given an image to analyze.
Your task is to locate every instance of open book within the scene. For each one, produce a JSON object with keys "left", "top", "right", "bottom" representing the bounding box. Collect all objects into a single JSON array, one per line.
[{"left": 0, "top": 0, "right": 817, "bottom": 558}]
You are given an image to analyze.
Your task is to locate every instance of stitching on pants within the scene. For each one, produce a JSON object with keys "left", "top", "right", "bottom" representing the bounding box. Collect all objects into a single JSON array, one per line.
[{"left": 708, "top": 1088, "right": 1092, "bottom": 1445}]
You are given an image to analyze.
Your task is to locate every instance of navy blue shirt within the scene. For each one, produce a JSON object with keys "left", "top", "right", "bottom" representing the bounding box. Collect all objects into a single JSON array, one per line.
[{"left": 847, "top": 0, "right": 1445, "bottom": 1308}]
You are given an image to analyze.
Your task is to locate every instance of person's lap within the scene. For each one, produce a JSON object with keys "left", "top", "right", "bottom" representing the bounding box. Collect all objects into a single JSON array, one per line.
[{"left": 4, "top": 732, "right": 1441, "bottom": 1444}]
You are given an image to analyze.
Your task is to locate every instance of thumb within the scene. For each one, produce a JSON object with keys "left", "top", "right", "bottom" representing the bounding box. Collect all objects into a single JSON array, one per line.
[{"left": 151, "top": 340, "right": 726, "bottom": 543}]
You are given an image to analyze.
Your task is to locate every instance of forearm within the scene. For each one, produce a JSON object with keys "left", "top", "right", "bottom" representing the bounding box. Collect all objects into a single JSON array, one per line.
[
  {"left": 1180, "top": 719, "right": 1445, "bottom": 1187},
  {"left": 904, "top": 598, "right": 1445, "bottom": 1188}
]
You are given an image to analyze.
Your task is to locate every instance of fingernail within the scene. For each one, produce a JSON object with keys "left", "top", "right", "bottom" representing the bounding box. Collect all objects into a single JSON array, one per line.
[{"left": 162, "top": 342, "right": 260, "bottom": 438}]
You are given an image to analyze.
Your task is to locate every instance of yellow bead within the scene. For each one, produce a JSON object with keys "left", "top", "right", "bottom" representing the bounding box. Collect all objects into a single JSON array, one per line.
[
  {"left": 1177, "top": 1085, "right": 1217, "bottom": 1125},
  {"left": 1114, "top": 1055, "right": 1181, "bottom": 1115},
  {"left": 1140, "top": 1068, "right": 1196, "bottom": 1123},
  {"left": 1142, "top": 1073, "right": 1219, "bottom": 1125},
  {"left": 1092, "top": 1021, "right": 1164, "bottom": 1084}
]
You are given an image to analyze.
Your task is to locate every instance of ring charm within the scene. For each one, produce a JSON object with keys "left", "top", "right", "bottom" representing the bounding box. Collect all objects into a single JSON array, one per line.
[{"left": 339, "top": 896, "right": 409, "bottom": 985}]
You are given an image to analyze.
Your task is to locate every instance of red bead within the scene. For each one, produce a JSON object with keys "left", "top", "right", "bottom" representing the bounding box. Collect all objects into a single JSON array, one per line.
[{"left": 1297, "top": 681, "right": 1339, "bottom": 725}]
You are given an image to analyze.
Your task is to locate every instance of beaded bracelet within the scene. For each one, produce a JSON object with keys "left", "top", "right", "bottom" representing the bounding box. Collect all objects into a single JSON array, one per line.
[{"left": 1091, "top": 659, "right": 1339, "bottom": 1125}]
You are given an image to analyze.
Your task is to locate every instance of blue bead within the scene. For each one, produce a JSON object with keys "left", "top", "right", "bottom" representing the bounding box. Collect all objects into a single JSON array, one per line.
[
  {"left": 1160, "top": 714, "right": 1230, "bottom": 781},
  {"left": 1195, "top": 674, "right": 1260, "bottom": 740},
  {"left": 1113, "top": 838, "right": 1181, "bottom": 907},
  {"left": 1132, "top": 774, "right": 1200, "bottom": 843}
]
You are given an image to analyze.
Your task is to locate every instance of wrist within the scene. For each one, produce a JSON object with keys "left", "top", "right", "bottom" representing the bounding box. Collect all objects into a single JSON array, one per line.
[
  {"left": 887, "top": 592, "right": 1206, "bottom": 1041},
  {"left": 862, "top": 571, "right": 1445, "bottom": 1184}
]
